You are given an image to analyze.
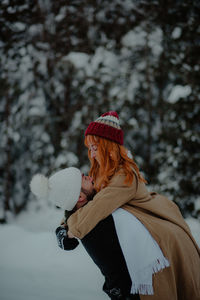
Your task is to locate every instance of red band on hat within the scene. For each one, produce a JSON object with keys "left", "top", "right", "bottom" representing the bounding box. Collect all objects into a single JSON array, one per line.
[{"left": 85, "top": 111, "right": 124, "bottom": 145}]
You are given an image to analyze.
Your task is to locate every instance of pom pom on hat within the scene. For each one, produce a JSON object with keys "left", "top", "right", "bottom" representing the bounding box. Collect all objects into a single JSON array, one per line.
[
  {"left": 30, "top": 174, "right": 49, "bottom": 199},
  {"left": 85, "top": 111, "right": 123, "bottom": 145},
  {"left": 30, "top": 167, "right": 82, "bottom": 211}
]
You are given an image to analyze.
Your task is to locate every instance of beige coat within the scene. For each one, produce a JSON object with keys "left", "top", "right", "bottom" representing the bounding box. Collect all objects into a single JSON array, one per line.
[{"left": 67, "top": 172, "right": 200, "bottom": 300}]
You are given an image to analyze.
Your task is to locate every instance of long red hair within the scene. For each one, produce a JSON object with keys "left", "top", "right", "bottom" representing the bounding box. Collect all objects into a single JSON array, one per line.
[{"left": 85, "top": 135, "right": 147, "bottom": 192}]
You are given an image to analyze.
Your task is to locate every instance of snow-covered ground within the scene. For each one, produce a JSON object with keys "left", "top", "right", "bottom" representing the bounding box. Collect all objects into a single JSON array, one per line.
[
  {"left": 0, "top": 208, "right": 106, "bottom": 300},
  {"left": 0, "top": 207, "right": 200, "bottom": 300}
]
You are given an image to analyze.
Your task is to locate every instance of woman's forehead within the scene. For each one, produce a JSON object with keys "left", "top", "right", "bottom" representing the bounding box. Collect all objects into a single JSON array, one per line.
[{"left": 86, "top": 135, "right": 98, "bottom": 145}]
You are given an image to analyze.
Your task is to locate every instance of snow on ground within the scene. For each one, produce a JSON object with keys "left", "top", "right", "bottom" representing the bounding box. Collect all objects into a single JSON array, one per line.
[
  {"left": 0, "top": 207, "right": 106, "bottom": 300},
  {"left": 0, "top": 206, "right": 200, "bottom": 300}
]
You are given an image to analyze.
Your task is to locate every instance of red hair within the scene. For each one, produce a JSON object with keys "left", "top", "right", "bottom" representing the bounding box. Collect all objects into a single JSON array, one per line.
[{"left": 85, "top": 135, "right": 147, "bottom": 192}]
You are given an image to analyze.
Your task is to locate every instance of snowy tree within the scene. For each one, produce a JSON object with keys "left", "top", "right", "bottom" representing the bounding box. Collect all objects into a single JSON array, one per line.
[{"left": 0, "top": 0, "right": 199, "bottom": 220}]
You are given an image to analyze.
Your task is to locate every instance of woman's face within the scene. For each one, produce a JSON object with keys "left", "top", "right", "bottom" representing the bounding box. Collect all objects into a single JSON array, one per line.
[
  {"left": 88, "top": 143, "right": 99, "bottom": 163},
  {"left": 81, "top": 174, "right": 94, "bottom": 194}
]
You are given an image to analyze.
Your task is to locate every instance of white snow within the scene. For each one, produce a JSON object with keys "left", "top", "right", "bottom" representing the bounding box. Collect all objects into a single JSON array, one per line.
[
  {"left": 171, "top": 27, "right": 182, "bottom": 39},
  {"left": 148, "top": 28, "right": 163, "bottom": 56},
  {"left": 127, "top": 73, "right": 140, "bottom": 101},
  {"left": 92, "top": 48, "right": 119, "bottom": 70},
  {"left": 122, "top": 26, "right": 162, "bottom": 56},
  {"left": 71, "top": 111, "right": 82, "bottom": 129},
  {"left": 28, "top": 24, "right": 43, "bottom": 36},
  {"left": 194, "top": 198, "right": 200, "bottom": 211},
  {"left": 128, "top": 117, "right": 138, "bottom": 127},
  {"left": 62, "top": 53, "right": 90, "bottom": 69},
  {"left": 55, "top": 7, "right": 67, "bottom": 22},
  {"left": 12, "top": 22, "right": 26, "bottom": 31},
  {"left": 2, "top": 0, "right": 9, "bottom": 5},
  {"left": 0, "top": 208, "right": 106, "bottom": 300},
  {"left": 65, "top": 153, "right": 79, "bottom": 166},
  {"left": 122, "top": 27, "right": 146, "bottom": 48},
  {"left": 109, "top": 86, "right": 121, "bottom": 97},
  {"left": 54, "top": 154, "right": 69, "bottom": 168},
  {"left": 0, "top": 206, "right": 199, "bottom": 300},
  {"left": 167, "top": 85, "right": 192, "bottom": 103}
]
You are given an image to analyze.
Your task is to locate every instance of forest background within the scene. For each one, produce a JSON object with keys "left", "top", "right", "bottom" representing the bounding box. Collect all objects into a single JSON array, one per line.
[{"left": 0, "top": 0, "right": 200, "bottom": 223}]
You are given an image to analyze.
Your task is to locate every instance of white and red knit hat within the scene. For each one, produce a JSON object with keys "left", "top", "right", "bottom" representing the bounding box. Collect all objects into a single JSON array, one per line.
[{"left": 85, "top": 111, "right": 124, "bottom": 145}]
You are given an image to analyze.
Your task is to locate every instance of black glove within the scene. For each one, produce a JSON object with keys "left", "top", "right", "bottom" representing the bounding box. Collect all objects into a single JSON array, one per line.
[{"left": 55, "top": 226, "right": 79, "bottom": 250}]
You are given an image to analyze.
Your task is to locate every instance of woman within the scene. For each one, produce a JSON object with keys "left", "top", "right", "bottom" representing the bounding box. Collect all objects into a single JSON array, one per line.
[{"left": 67, "top": 111, "right": 200, "bottom": 300}]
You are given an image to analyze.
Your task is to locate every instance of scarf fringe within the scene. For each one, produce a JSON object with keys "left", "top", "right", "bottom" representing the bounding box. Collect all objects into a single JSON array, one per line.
[
  {"left": 131, "top": 284, "right": 154, "bottom": 295},
  {"left": 131, "top": 256, "right": 170, "bottom": 295}
]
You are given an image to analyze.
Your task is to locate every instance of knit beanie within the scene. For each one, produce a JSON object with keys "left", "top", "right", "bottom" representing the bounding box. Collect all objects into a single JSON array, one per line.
[
  {"left": 30, "top": 167, "right": 82, "bottom": 211},
  {"left": 85, "top": 111, "right": 124, "bottom": 145}
]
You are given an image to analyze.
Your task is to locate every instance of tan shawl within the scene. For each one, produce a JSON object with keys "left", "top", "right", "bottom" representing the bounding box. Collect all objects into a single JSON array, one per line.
[{"left": 67, "top": 172, "right": 200, "bottom": 299}]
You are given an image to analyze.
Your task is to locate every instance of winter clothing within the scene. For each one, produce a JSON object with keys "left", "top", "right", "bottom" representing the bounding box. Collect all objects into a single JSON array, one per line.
[
  {"left": 105, "top": 288, "right": 140, "bottom": 300},
  {"left": 67, "top": 170, "right": 200, "bottom": 300},
  {"left": 82, "top": 214, "right": 134, "bottom": 298},
  {"left": 56, "top": 226, "right": 79, "bottom": 250},
  {"left": 112, "top": 208, "right": 170, "bottom": 295},
  {"left": 103, "top": 285, "right": 139, "bottom": 300},
  {"left": 30, "top": 167, "right": 81, "bottom": 210},
  {"left": 85, "top": 111, "right": 124, "bottom": 145},
  {"left": 56, "top": 214, "right": 140, "bottom": 299}
]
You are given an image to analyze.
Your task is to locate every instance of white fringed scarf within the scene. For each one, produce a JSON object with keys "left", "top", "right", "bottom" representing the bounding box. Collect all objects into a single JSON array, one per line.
[{"left": 112, "top": 208, "right": 170, "bottom": 295}]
